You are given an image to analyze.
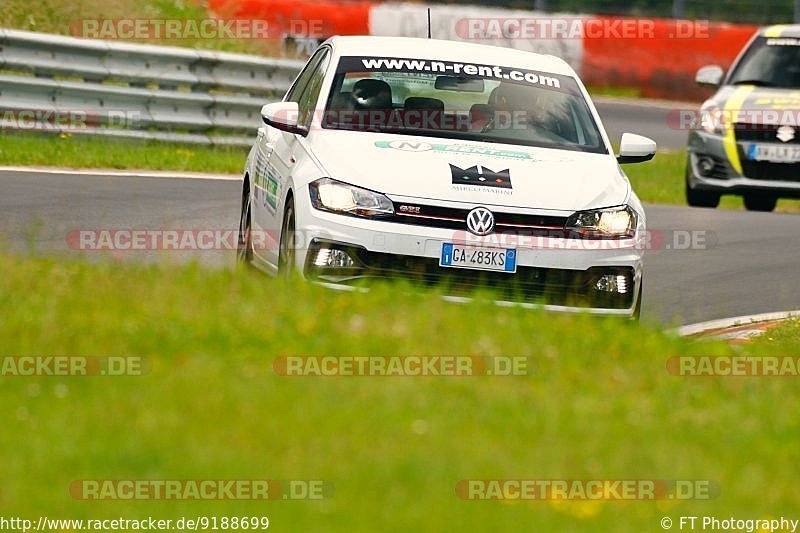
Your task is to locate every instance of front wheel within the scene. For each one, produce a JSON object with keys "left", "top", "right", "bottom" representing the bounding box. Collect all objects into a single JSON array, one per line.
[
  {"left": 278, "top": 197, "right": 296, "bottom": 276},
  {"left": 686, "top": 187, "right": 721, "bottom": 208},
  {"left": 632, "top": 281, "right": 643, "bottom": 321},
  {"left": 685, "top": 163, "right": 720, "bottom": 208},
  {"left": 236, "top": 180, "right": 253, "bottom": 265},
  {"left": 743, "top": 194, "right": 777, "bottom": 212}
]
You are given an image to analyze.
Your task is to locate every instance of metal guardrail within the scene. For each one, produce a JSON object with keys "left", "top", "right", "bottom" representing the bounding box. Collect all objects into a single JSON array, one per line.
[{"left": 0, "top": 29, "right": 304, "bottom": 145}]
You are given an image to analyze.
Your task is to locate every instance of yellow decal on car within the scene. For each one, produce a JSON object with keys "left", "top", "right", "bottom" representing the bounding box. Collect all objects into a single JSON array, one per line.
[
  {"left": 723, "top": 86, "right": 755, "bottom": 174},
  {"left": 763, "top": 25, "right": 788, "bottom": 38}
]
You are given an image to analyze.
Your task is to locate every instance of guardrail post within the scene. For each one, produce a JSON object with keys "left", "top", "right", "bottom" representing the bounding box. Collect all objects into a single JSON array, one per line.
[{"left": 672, "top": 0, "right": 685, "bottom": 19}]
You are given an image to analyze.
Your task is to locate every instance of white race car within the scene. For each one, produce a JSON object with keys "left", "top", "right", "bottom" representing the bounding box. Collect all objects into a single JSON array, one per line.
[{"left": 237, "top": 36, "right": 655, "bottom": 317}]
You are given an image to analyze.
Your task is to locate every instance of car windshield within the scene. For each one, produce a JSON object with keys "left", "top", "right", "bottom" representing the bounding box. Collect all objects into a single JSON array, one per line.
[
  {"left": 728, "top": 36, "right": 800, "bottom": 88},
  {"left": 321, "top": 56, "right": 607, "bottom": 154}
]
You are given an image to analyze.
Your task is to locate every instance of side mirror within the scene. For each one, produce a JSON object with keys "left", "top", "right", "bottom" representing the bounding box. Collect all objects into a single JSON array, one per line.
[
  {"left": 617, "top": 133, "right": 656, "bottom": 164},
  {"left": 695, "top": 65, "right": 724, "bottom": 88},
  {"left": 261, "top": 102, "right": 308, "bottom": 136}
]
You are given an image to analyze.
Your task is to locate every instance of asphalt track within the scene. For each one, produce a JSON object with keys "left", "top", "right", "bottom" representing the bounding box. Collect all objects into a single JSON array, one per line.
[
  {"left": 593, "top": 96, "right": 691, "bottom": 150},
  {"left": 2, "top": 167, "right": 799, "bottom": 326}
]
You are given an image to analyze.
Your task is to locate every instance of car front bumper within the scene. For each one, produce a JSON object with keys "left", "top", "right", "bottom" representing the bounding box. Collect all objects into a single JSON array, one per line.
[
  {"left": 294, "top": 200, "right": 644, "bottom": 317},
  {"left": 687, "top": 130, "right": 800, "bottom": 197}
]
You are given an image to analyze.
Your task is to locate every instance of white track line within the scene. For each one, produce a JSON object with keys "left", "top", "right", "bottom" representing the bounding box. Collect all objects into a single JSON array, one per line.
[
  {"left": 678, "top": 310, "right": 800, "bottom": 337},
  {"left": 591, "top": 95, "right": 696, "bottom": 110},
  {"left": 0, "top": 166, "right": 240, "bottom": 181}
]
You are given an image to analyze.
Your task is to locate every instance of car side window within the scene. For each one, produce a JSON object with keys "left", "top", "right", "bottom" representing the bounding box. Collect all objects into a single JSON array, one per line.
[
  {"left": 295, "top": 49, "right": 331, "bottom": 129},
  {"left": 285, "top": 48, "right": 328, "bottom": 104}
]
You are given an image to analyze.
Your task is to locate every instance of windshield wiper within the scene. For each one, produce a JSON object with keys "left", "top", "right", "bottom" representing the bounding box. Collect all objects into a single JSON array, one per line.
[{"left": 731, "top": 79, "right": 776, "bottom": 87}]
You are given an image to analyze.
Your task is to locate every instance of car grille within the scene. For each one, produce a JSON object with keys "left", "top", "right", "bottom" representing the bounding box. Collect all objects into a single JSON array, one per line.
[
  {"left": 739, "top": 159, "right": 800, "bottom": 181},
  {"left": 305, "top": 242, "right": 635, "bottom": 310},
  {"left": 734, "top": 123, "right": 800, "bottom": 144},
  {"left": 388, "top": 201, "right": 569, "bottom": 236},
  {"left": 734, "top": 123, "right": 800, "bottom": 181}
]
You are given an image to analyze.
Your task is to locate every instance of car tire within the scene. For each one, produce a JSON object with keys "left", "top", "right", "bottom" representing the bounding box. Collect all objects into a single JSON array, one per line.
[
  {"left": 685, "top": 162, "right": 721, "bottom": 208},
  {"left": 743, "top": 194, "right": 777, "bottom": 212},
  {"left": 685, "top": 165, "right": 721, "bottom": 208},
  {"left": 237, "top": 178, "right": 253, "bottom": 266},
  {"left": 632, "top": 280, "right": 643, "bottom": 321},
  {"left": 278, "top": 196, "right": 296, "bottom": 276},
  {"left": 686, "top": 188, "right": 721, "bottom": 208}
]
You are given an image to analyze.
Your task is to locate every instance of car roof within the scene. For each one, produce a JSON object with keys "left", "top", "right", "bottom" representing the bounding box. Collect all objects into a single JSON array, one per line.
[
  {"left": 322, "top": 35, "right": 576, "bottom": 77},
  {"left": 759, "top": 24, "right": 800, "bottom": 38}
]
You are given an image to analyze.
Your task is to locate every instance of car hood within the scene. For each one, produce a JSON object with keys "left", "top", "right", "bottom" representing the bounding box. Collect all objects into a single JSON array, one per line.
[
  {"left": 308, "top": 131, "right": 629, "bottom": 212},
  {"left": 712, "top": 85, "right": 800, "bottom": 119}
]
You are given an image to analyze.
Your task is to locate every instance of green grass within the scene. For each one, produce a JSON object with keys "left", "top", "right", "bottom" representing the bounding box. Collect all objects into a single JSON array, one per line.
[
  {"left": 625, "top": 151, "right": 800, "bottom": 213},
  {"left": 586, "top": 86, "right": 643, "bottom": 99},
  {"left": 749, "top": 318, "right": 800, "bottom": 353},
  {"left": 1, "top": 0, "right": 276, "bottom": 55},
  {"left": 0, "top": 133, "right": 248, "bottom": 174},
  {"left": 1, "top": 253, "right": 799, "bottom": 531},
  {"left": 623, "top": 151, "right": 687, "bottom": 205}
]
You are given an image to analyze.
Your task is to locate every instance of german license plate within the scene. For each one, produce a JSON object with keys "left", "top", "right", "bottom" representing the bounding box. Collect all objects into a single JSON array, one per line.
[
  {"left": 440, "top": 243, "right": 517, "bottom": 273},
  {"left": 747, "top": 143, "right": 800, "bottom": 163}
]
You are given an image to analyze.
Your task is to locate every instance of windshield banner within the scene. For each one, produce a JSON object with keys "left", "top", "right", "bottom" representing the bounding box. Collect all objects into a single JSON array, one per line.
[{"left": 336, "top": 56, "right": 577, "bottom": 94}]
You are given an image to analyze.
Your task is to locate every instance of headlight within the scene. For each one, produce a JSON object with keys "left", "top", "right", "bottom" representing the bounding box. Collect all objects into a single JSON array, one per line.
[
  {"left": 309, "top": 178, "right": 394, "bottom": 218},
  {"left": 565, "top": 205, "right": 637, "bottom": 239},
  {"left": 699, "top": 103, "right": 725, "bottom": 135}
]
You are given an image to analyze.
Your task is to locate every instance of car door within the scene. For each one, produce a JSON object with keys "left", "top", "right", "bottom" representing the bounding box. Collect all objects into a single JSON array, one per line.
[{"left": 252, "top": 47, "right": 331, "bottom": 267}]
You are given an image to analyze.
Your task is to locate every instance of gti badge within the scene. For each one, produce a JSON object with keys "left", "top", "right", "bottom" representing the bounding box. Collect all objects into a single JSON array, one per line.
[
  {"left": 450, "top": 164, "right": 512, "bottom": 189},
  {"left": 776, "top": 125, "right": 795, "bottom": 143},
  {"left": 466, "top": 207, "right": 495, "bottom": 236}
]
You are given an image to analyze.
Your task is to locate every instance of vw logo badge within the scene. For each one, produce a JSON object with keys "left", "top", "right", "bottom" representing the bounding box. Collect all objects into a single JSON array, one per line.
[{"left": 466, "top": 207, "right": 495, "bottom": 236}]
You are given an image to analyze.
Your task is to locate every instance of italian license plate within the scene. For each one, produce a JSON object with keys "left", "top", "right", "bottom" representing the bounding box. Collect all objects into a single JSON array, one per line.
[
  {"left": 747, "top": 143, "right": 800, "bottom": 163},
  {"left": 440, "top": 243, "right": 517, "bottom": 273}
]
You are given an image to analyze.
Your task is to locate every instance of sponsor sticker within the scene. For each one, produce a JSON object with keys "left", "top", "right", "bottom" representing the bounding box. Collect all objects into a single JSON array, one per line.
[
  {"left": 337, "top": 56, "right": 574, "bottom": 94},
  {"left": 374, "top": 140, "right": 533, "bottom": 160},
  {"left": 449, "top": 164, "right": 512, "bottom": 189}
]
